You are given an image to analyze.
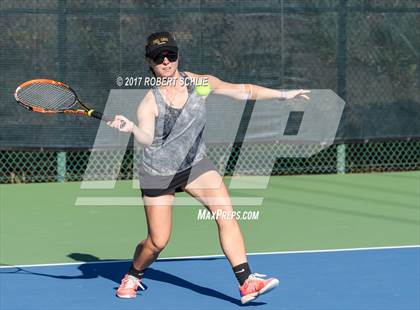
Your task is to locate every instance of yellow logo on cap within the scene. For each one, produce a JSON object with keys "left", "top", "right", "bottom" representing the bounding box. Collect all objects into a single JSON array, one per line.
[{"left": 152, "top": 37, "right": 169, "bottom": 45}]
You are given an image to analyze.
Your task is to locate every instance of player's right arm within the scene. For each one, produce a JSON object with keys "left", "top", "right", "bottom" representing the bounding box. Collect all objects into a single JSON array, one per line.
[
  {"left": 108, "top": 90, "right": 156, "bottom": 146},
  {"left": 133, "top": 91, "right": 156, "bottom": 145}
]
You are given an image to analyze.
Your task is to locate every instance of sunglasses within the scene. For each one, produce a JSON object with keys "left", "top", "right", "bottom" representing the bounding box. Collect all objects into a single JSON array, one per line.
[{"left": 152, "top": 51, "right": 178, "bottom": 64}]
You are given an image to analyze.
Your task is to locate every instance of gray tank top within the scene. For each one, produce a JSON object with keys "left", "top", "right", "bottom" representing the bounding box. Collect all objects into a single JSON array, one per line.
[{"left": 141, "top": 72, "right": 207, "bottom": 176}]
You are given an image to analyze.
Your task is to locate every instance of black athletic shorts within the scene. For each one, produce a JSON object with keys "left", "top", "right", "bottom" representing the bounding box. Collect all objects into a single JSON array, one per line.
[{"left": 139, "top": 156, "right": 217, "bottom": 197}]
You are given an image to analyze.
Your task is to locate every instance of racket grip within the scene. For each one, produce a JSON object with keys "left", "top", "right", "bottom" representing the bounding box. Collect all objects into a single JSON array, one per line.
[
  {"left": 89, "top": 110, "right": 126, "bottom": 129},
  {"left": 89, "top": 110, "right": 113, "bottom": 122}
]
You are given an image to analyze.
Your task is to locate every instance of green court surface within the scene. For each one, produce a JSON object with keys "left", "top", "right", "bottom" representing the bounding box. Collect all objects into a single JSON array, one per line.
[{"left": 1, "top": 171, "right": 419, "bottom": 266}]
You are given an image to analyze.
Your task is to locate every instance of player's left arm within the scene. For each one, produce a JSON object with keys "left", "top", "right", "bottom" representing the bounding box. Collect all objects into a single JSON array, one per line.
[{"left": 185, "top": 72, "right": 310, "bottom": 101}]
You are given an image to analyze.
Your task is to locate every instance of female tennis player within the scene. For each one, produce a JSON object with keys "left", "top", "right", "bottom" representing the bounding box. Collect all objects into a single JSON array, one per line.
[{"left": 107, "top": 31, "right": 309, "bottom": 304}]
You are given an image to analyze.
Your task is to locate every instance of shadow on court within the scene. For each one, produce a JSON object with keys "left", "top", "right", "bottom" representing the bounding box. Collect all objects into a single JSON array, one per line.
[{"left": 5, "top": 253, "right": 266, "bottom": 307}]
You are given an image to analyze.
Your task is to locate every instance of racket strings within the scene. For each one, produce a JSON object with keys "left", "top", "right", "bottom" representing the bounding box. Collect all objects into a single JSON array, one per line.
[{"left": 17, "top": 83, "right": 76, "bottom": 110}]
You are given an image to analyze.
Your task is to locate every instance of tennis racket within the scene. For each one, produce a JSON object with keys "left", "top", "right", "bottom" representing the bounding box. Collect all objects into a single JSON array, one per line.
[{"left": 14, "top": 79, "right": 114, "bottom": 123}]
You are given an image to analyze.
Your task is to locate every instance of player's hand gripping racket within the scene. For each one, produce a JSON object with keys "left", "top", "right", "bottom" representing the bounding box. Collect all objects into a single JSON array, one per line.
[{"left": 14, "top": 79, "right": 124, "bottom": 127}]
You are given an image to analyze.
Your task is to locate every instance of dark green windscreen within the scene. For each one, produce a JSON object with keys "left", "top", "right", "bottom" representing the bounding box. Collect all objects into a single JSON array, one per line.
[{"left": 0, "top": 0, "right": 419, "bottom": 148}]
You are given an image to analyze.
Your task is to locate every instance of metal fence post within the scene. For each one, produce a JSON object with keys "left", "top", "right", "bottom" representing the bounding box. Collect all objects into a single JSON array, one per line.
[
  {"left": 337, "top": 0, "right": 348, "bottom": 174},
  {"left": 58, "top": 0, "right": 67, "bottom": 80},
  {"left": 56, "top": 0, "right": 68, "bottom": 182},
  {"left": 336, "top": 144, "right": 346, "bottom": 174},
  {"left": 57, "top": 151, "right": 66, "bottom": 182}
]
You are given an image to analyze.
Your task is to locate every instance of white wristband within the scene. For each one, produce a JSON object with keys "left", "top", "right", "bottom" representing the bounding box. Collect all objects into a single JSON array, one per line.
[{"left": 279, "top": 90, "right": 287, "bottom": 100}]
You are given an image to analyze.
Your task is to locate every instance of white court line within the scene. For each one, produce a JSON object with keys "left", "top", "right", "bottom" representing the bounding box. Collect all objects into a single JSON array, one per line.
[{"left": 1, "top": 244, "right": 418, "bottom": 270}]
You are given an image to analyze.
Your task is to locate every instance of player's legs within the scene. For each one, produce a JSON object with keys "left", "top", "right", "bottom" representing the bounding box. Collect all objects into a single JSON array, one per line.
[
  {"left": 133, "top": 194, "right": 174, "bottom": 271},
  {"left": 184, "top": 171, "right": 279, "bottom": 304},
  {"left": 184, "top": 170, "right": 247, "bottom": 267},
  {"left": 117, "top": 194, "right": 173, "bottom": 298}
]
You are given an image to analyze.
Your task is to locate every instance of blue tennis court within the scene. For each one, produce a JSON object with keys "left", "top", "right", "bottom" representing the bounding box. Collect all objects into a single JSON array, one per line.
[{"left": 1, "top": 247, "right": 419, "bottom": 310}]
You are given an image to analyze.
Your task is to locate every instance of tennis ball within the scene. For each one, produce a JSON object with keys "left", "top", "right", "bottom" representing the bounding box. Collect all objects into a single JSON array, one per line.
[{"left": 195, "top": 84, "right": 212, "bottom": 96}]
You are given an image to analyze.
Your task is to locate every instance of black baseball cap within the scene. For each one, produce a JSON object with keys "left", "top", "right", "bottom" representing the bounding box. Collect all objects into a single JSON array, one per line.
[{"left": 145, "top": 32, "right": 178, "bottom": 58}]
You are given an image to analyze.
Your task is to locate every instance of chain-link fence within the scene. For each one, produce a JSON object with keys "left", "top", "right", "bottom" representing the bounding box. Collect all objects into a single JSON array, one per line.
[
  {"left": 1, "top": 1, "right": 419, "bottom": 149},
  {"left": 1, "top": 139, "right": 418, "bottom": 184},
  {"left": 1, "top": 1, "right": 419, "bottom": 183}
]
